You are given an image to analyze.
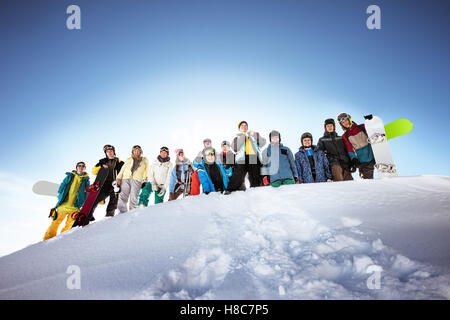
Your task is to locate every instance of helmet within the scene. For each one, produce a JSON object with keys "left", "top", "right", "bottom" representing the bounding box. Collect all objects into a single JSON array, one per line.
[{"left": 103, "top": 144, "right": 115, "bottom": 154}]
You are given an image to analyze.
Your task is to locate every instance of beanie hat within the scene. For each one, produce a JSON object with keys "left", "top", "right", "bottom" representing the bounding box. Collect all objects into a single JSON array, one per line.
[
  {"left": 221, "top": 140, "right": 230, "bottom": 147},
  {"left": 238, "top": 120, "right": 248, "bottom": 129},
  {"left": 203, "top": 138, "right": 211, "bottom": 144},
  {"left": 160, "top": 146, "right": 169, "bottom": 154},
  {"left": 301, "top": 132, "right": 313, "bottom": 146},
  {"left": 269, "top": 130, "right": 281, "bottom": 142},
  {"left": 175, "top": 148, "right": 184, "bottom": 156}
]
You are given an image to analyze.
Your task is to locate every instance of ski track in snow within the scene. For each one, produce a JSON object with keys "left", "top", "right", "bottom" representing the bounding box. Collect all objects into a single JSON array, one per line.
[{"left": 1, "top": 176, "right": 450, "bottom": 299}]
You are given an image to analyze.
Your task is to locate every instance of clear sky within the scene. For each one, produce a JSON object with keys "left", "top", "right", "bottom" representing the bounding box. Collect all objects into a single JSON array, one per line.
[{"left": 0, "top": 0, "right": 449, "bottom": 256}]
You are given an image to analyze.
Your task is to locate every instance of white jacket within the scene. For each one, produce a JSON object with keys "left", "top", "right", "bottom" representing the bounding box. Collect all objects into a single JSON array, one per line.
[{"left": 149, "top": 159, "right": 173, "bottom": 189}]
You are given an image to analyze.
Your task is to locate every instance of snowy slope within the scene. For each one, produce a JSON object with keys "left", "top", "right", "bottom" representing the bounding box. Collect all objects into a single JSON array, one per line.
[{"left": 0, "top": 176, "right": 449, "bottom": 300}]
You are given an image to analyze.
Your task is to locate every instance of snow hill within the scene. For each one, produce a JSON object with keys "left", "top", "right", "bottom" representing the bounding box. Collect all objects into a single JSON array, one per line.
[{"left": 0, "top": 176, "right": 449, "bottom": 300}]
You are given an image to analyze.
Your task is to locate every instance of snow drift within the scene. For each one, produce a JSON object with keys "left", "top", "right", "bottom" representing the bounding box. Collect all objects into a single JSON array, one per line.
[{"left": 0, "top": 176, "right": 449, "bottom": 300}]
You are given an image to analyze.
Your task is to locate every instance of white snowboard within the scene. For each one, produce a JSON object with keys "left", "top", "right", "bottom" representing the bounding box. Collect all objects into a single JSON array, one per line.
[
  {"left": 364, "top": 115, "right": 398, "bottom": 178},
  {"left": 32, "top": 181, "right": 59, "bottom": 197}
]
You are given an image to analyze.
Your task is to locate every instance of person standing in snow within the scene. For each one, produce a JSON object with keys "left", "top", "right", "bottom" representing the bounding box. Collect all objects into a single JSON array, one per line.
[
  {"left": 168, "top": 149, "right": 193, "bottom": 200},
  {"left": 193, "top": 147, "right": 232, "bottom": 194},
  {"left": 295, "top": 132, "right": 333, "bottom": 184},
  {"left": 116, "top": 145, "right": 149, "bottom": 213},
  {"left": 337, "top": 112, "right": 376, "bottom": 179},
  {"left": 317, "top": 119, "right": 354, "bottom": 182},
  {"left": 261, "top": 130, "right": 299, "bottom": 187},
  {"left": 43, "top": 162, "right": 90, "bottom": 240},
  {"left": 89, "top": 144, "right": 125, "bottom": 218},
  {"left": 225, "top": 120, "right": 266, "bottom": 193},
  {"left": 139, "top": 146, "right": 173, "bottom": 205}
]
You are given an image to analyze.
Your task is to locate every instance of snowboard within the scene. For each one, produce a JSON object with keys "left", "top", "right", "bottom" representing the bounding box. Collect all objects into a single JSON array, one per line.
[
  {"left": 32, "top": 181, "right": 59, "bottom": 197},
  {"left": 364, "top": 115, "right": 398, "bottom": 178},
  {"left": 385, "top": 118, "right": 413, "bottom": 140},
  {"left": 71, "top": 167, "right": 109, "bottom": 228}
]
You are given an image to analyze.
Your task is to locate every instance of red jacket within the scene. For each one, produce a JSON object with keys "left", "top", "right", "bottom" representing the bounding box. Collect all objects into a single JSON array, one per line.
[{"left": 190, "top": 170, "right": 201, "bottom": 196}]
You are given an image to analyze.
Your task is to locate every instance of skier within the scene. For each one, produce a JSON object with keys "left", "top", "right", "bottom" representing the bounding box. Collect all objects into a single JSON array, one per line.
[
  {"left": 168, "top": 149, "right": 193, "bottom": 200},
  {"left": 116, "top": 145, "right": 149, "bottom": 213},
  {"left": 43, "top": 162, "right": 90, "bottom": 240},
  {"left": 139, "top": 146, "right": 173, "bottom": 205},
  {"left": 225, "top": 120, "right": 266, "bottom": 193},
  {"left": 261, "top": 130, "right": 299, "bottom": 187},
  {"left": 193, "top": 147, "right": 232, "bottom": 194},
  {"left": 295, "top": 132, "right": 333, "bottom": 184},
  {"left": 317, "top": 119, "right": 354, "bottom": 181},
  {"left": 337, "top": 112, "right": 376, "bottom": 179},
  {"left": 90, "top": 144, "right": 125, "bottom": 218}
]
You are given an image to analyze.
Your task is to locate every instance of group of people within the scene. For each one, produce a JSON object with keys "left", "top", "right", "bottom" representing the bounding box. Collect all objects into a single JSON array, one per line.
[{"left": 43, "top": 112, "right": 376, "bottom": 240}]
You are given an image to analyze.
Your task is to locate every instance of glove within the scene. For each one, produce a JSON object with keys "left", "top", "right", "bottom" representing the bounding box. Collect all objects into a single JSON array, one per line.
[
  {"left": 158, "top": 187, "right": 166, "bottom": 197},
  {"left": 49, "top": 208, "right": 57, "bottom": 220},
  {"left": 294, "top": 177, "right": 299, "bottom": 184},
  {"left": 262, "top": 176, "right": 270, "bottom": 186},
  {"left": 351, "top": 158, "right": 360, "bottom": 168},
  {"left": 349, "top": 165, "right": 357, "bottom": 173},
  {"left": 141, "top": 182, "right": 147, "bottom": 189}
]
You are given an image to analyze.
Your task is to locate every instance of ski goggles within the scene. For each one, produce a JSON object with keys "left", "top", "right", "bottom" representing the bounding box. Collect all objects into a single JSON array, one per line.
[
  {"left": 160, "top": 146, "right": 169, "bottom": 152},
  {"left": 103, "top": 144, "right": 115, "bottom": 152},
  {"left": 132, "top": 145, "right": 142, "bottom": 151},
  {"left": 204, "top": 149, "right": 215, "bottom": 156},
  {"left": 338, "top": 114, "right": 349, "bottom": 122}
]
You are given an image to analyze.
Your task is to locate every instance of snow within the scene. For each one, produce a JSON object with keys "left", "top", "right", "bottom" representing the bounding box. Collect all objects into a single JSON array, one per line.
[{"left": 0, "top": 175, "right": 449, "bottom": 300}]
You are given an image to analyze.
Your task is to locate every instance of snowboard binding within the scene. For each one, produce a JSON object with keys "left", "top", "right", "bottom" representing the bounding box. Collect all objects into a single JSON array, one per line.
[
  {"left": 375, "top": 163, "right": 397, "bottom": 175},
  {"left": 85, "top": 182, "right": 101, "bottom": 194},
  {"left": 368, "top": 132, "right": 387, "bottom": 144}
]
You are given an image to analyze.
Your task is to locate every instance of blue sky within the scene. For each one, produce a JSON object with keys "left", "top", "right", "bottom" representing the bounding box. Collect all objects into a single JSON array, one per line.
[{"left": 0, "top": 0, "right": 449, "bottom": 255}]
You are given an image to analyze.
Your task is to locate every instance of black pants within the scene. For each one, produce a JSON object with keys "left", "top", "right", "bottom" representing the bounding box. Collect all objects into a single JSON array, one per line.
[{"left": 227, "top": 158, "right": 262, "bottom": 191}]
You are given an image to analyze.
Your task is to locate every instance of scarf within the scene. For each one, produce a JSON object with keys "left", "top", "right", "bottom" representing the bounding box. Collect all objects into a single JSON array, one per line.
[{"left": 158, "top": 155, "right": 171, "bottom": 163}]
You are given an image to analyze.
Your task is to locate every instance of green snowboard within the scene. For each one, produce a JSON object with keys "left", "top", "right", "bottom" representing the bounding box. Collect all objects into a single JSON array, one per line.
[{"left": 385, "top": 119, "right": 413, "bottom": 140}]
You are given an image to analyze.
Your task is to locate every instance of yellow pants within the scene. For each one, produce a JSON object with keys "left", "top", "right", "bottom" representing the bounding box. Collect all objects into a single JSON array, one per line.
[{"left": 43, "top": 206, "right": 78, "bottom": 240}]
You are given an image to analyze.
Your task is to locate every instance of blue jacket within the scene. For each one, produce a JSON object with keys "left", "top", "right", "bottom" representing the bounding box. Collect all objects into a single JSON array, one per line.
[
  {"left": 261, "top": 143, "right": 298, "bottom": 182},
  {"left": 193, "top": 159, "right": 232, "bottom": 193},
  {"left": 295, "top": 146, "right": 332, "bottom": 183},
  {"left": 56, "top": 171, "right": 90, "bottom": 209},
  {"left": 169, "top": 161, "right": 191, "bottom": 193}
]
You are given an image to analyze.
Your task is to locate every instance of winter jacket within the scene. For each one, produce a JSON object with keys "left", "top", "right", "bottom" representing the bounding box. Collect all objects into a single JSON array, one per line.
[
  {"left": 149, "top": 158, "right": 173, "bottom": 189},
  {"left": 193, "top": 158, "right": 232, "bottom": 193},
  {"left": 117, "top": 156, "right": 149, "bottom": 183},
  {"left": 169, "top": 159, "right": 192, "bottom": 193},
  {"left": 317, "top": 131, "right": 352, "bottom": 169},
  {"left": 261, "top": 143, "right": 298, "bottom": 182},
  {"left": 295, "top": 146, "right": 332, "bottom": 183},
  {"left": 190, "top": 170, "right": 201, "bottom": 196},
  {"left": 232, "top": 131, "right": 266, "bottom": 164},
  {"left": 341, "top": 122, "right": 374, "bottom": 163},
  {"left": 217, "top": 150, "right": 236, "bottom": 169},
  {"left": 92, "top": 157, "right": 124, "bottom": 183},
  {"left": 56, "top": 171, "right": 90, "bottom": 209}
]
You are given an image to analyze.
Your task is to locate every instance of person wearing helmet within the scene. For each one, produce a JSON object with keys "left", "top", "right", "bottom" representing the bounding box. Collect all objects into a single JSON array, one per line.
[
  {"left": 318, "top": 119, "right": 354, "bottom": 181},
  {"left": 88, "top": 145, "right": 124, "bottom": 219},
  {"left": 43, "top": 161, "right": 90, "bottom": 240},
  {"left": 295, "top": 132, "right": 332, "bottom": 184},
  {"left": 116, "top": 145, "right": 149, "bottom": 212},
  {"left": 225, "top": 120, "right": 266, "bottom": 193},
  {"left": 337, "top": 112, "right": 375, "bottom": 179},
  {"left": 261, "top": 130, "right": 299, "bottom": 187}
]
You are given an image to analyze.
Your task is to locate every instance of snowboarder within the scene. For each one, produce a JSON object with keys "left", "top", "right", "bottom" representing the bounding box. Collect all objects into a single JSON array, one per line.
[
  {"left": 43, "top": 162, "right": 90, "bottom": 240},
  {"left": 139, "top": 146, "right": 173, "bottom": 205},
  {"left": 168, "top": 149, "right": 193, "bottom": 200},
  {"left": 116, "top": 145, "right": 149, "bottom": 213},
  {"left": 337, "top": 112, "right": 376, "bottom": 179},
  {"left": 261, "top": 130, "right": 299, "bottom": 187},
  {"left": 193, "top": 147, "right": 232, "bottom": 194},
  {"left": 225, "top": 120, "right": 266, "bottom": 193},
  {"left": 90, "top": 144, "right": 125, "bottom": 217},
  {"left": 317, "top": 119, "right": 354, "bottom": 181},
  {"left": 295, "top": 132, "right": 333, "bottom": 184}
]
